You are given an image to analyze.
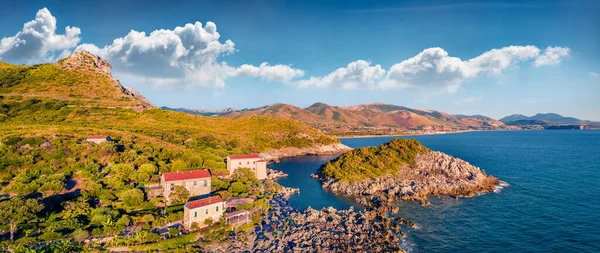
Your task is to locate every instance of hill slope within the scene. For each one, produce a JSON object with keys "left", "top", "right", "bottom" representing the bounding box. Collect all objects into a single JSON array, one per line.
[
  {"left": 219, "top": 102, "right": 507, "bottom": 134},
  {"left": 0, "top": 51, "right": 347, "bottom": 246},
  {"left": 0, "top": 50, "right": 342, "bottom": 175},
  {"left": 0, "top": 50, "right": 155, "bottom": 111}
]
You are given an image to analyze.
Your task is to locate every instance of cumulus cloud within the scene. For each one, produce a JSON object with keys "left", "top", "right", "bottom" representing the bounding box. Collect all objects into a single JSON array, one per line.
[
  {"left": 380, "top": 46, "right": 545, "bottom": 92},
  {"left": 303, "top": 45, "right": 569, "bottom": 92},
  {"left": 295, "top": 60, "right": 385, "bottom": 89},
  {"left": 78, "top": 21, "right": 303, "bottom": 88},
  {"left": 0, "top": 8, "right": 81, "bottom": 64},
  {"left": 234, "top": 63, "right": 305, "bottom": 82},
  {"left": 533, "top": 46, "right": 571, "bottom": 67}
]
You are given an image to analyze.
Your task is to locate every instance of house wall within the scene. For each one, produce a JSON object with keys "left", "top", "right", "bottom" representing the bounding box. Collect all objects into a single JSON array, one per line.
[
  {"left": 227, "top": 157, "right": 267, "bottom": 180},
  {"left": 255, "top": 161, "right": 267, "bottom": 180},
  {"left": 160, "top": 176, "right": 212, "bottom": 204},
  {"left": 183, "top": 202, "right": 225, "bottom": 229}
]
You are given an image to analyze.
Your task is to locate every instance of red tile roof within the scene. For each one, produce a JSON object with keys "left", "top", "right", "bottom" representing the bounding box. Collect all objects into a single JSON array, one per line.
[
  {"left": 256, "top": 160, "right": 266, "bottom": 162},
  {"left": 186, "top": 196, "right": 223, "bottom": 209},
  {"left": 228, "top": 154, "right": 261, "bottom": 160},
  {"left": 162, "top": 169, "right": 211, "bottom": 182},
  {"left": 87, "top": 135, "right": 109, "bottom": 139}
]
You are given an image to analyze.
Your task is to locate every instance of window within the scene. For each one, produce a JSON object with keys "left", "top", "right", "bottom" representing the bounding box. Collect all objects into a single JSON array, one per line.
[
  {"left": 205, "top": 208, "right": 208, "bottom": 214},
  {"left": 170, "top": 184, "right": 174, "bottom": 191},
  {"left": 253, "top": 161, "right": 256, "bottom": 164},
  {"left": 216, "top": 206, "right": 219, "bottom": 211},
  {"left": 194, "top": 181, "right": 197, "bottom": 186},
  {"left": 247, "top": 161, "right": 250, "bottom": 165},
  {"left": 194, "top": 212, "right": 197, "bottom": 217},
  {"left": 203, "top": 180, "right": 208, "bottom": 187}
]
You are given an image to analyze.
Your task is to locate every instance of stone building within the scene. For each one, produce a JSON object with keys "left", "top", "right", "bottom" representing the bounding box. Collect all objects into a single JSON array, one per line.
[
  {"left": 160, "top": 169, "right": 211, "bottom": 204},
  {"left": 183, "top": 196, "right": 224, "bottom": 230},
  {"left": 226, "top": 154, "right": 267, "bottom": 180}
]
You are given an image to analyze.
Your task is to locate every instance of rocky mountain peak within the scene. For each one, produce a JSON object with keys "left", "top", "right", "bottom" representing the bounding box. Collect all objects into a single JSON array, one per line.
[{"left": 57, "top": 50, "right": 112, "bottom": 76}]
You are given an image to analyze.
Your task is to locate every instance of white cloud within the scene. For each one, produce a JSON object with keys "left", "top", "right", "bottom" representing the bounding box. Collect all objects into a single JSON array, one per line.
[
  {"left": 295, "top": 60, "right": 385, "bottom": 89},
  {"left": 533, "top": 46, "right": 571, "bottom": 67},
  {"left": 304, "top": 45, "right": 569, "bottom": 91},
  {"left": 589, "top": 72, "right": 599, "bottom": 78},
  {"left": 453, "top": 96, "right": 483, "bottom": 105},
  {"left": 78, "top": 21, "right": 303, "bottom": 88},
  {"left": 381, "top": 46, "right": 543, "bottom": 92},
  {"left": 234, "top": 62, "right": 304, "bottom": 82},
  {"left": 0, "top": 8, "right": 81, "bottom": 64}
]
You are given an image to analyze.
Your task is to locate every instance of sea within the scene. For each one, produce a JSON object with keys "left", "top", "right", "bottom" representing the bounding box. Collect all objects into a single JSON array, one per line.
[{"left": 271, "top": 130, "right": 600, "bottom": 252}]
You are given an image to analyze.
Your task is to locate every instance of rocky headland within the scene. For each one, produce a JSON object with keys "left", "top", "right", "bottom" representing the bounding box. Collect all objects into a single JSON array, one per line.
[{"left": 313, "top": 138, "right": 501, "bottom": 208}]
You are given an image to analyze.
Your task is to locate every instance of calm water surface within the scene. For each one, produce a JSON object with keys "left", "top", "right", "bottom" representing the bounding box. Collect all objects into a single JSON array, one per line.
[{"left": 271, "top": 130, "right": 600, "bottom": 253}]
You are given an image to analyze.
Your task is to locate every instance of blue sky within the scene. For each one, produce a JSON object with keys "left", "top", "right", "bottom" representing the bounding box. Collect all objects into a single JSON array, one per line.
[{"left": 1, "top": 0, "right": 599, "bottom": 120}]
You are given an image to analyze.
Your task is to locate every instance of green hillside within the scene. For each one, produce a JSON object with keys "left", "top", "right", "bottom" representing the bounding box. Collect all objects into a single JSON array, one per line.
[{"left": 0, "top": 51, "right": 338, "bottom": 248}]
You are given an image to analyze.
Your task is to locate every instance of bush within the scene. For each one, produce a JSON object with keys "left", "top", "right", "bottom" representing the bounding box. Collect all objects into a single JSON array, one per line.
[{"left": 72, "top": 229, "right": 89, "bottom": 242}]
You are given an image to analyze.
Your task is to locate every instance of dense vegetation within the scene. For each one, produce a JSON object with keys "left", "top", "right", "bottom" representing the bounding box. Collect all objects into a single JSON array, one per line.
[
  {"left": 321, "top": 138, "right": 428, "bottom": 183},
  {"left": 0, "top": 55, "right": 338, "bottom": 250}
]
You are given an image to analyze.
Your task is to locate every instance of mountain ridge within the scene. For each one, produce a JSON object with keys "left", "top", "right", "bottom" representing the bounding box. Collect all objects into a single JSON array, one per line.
[
  {"left": 177, "top": 102, "right": 510, "bottom": 134},
  {"left": 500, "top": 113, "right": 598, "bottom": 125}
]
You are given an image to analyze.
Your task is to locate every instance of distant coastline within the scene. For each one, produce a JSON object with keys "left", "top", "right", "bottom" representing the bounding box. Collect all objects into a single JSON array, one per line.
[
  {"left": 335, "top": 129, "right": 485, "bottom": 139},
  {"left": 335, "top": 128, "right": 599, "bottom": 139}
]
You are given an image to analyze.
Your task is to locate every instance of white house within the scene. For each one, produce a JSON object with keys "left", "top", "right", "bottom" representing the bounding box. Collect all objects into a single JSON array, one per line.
[{"left": 226, "top": 154, "right": 267, "bottom": 180}]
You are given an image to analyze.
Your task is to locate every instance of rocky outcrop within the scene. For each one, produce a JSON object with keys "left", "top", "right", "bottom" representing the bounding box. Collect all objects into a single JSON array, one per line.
[
  {"left": 261, "top": 143, "right": 352, "bottom": 161},
  {"left": 316, "top": 151, "right": 500, "bottom": 207},
  {"left": 203, "top": 196, "right": 411, "bottom": 252},
  {"left": 58, "top": 50, "right": 112, "bottom": 76},
  {"left": 267, "top": 169, "right": 288, "bottom": 180},
  {"left": 57, "top": 50, "right": 156, "bottom": 111}
]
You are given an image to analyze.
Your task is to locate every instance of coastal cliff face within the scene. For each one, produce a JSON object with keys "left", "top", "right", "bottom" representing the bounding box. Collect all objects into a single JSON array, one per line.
[
  {"left": 317, "top": 149, "right": 500, "bottom": 208},
  {"left": 261, "top": 143, "right": 352, "bottom": 161}
]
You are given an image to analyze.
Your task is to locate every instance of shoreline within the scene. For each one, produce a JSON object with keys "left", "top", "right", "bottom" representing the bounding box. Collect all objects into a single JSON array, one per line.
[{"left": 335, "top": 129, "right": 486, "bottom": 139}]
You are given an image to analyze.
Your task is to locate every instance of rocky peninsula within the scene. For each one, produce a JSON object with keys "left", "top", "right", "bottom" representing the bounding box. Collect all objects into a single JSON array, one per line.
[{"left": 313, "top": 138, "right": 500, "bottom": 208}]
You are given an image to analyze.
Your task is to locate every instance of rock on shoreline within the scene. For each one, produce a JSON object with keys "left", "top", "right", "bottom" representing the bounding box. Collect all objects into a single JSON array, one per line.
[
  {"left": 261, "top": 143, "right": 352, "bottom": 162},
  {"left": 316, "top": 151, "right": 500, "bottom": 207},
  {"left": 204, "top": 196, "right": 412, "bottom": 253}
]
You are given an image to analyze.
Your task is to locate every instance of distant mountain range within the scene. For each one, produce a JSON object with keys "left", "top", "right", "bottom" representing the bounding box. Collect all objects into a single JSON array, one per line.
[
  {"left": 164, "top": 102, "right": 508, "bottom": 133},
  {"left": 161, "top": 106, "right": 237, "bottom": 116},
  {"left": 499, "top": 113, "right": 599, "bottom": 126},
  {"left": 163, "top": 104, "right": 600, "bottom": 133}
]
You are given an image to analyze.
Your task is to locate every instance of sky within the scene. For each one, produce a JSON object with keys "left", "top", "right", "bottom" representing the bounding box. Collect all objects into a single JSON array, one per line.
[{"left": 0, "top": 0, "right": 599, "bottom": 120}]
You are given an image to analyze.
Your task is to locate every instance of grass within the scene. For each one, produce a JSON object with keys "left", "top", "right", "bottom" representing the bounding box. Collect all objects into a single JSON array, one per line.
[{"left": 129, "top": 233, "right": 198, "bottom": 251}]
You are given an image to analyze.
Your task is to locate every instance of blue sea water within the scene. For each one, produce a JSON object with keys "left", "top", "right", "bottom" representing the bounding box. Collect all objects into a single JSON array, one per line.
[{"left": 271, "top": 130, "right": 600, "bottom": 252}]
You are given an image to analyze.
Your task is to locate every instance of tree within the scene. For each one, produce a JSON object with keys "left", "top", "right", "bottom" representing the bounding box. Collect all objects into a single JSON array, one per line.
[
  {"left": 230, "top": 182, "right": 247, "bottom": 196},
  {"left": 0, "top": 197, "right": 44, "bottom": 241},
  {"left": 168, "top": 186, "right": 190, "bottom": 205},
  {"left": 119, "top": 188, "right": 145, "bottom": 207}
]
